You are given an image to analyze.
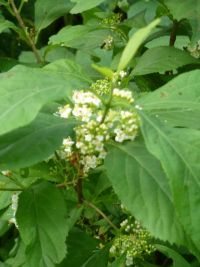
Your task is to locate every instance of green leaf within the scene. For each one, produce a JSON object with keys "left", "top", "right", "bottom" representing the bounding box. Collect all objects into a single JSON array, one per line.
[
  {"left": 0, "top": 113, "right": 76, "bottom": 169},
  {"left": 164, "top": 0, "right": 200, "bottom": 43},
  {"left": 34, "top": 0, "right": 73, "bottom": 38},
  {"left": 117, "top": 18, "right": 161, "bottom": 71},
  {"left": 16, "top": 182, "right": 68, "bottom": 267},
  {"left": 140, "top": 113, "right": 200, "bottom": 258},
  {"left": 132, "top": 46, "right": 199, "bottom": 75},
  {"left": 82, "top": 246, "right": 109, "bottom": 267},
  {"left": 0, "top": 19, "right": 18, "bottom": 34},
  {"left": 91, "top": 64, "right": 114, "bottom": 79},
  {"left": 0, "top": 60, "right": 90, "bottom": 136},
  {"left": 58, "top": 228, "right": 99, "bottom": 267},
  {"left": 5, "top": 241, "right": 27, "bottom": 267},
  {"left": 70, "top": 0, "right": 106, "bottom": 14},
  {"left": 156, "top": 244, "right": 191, "bottom": 267},
  {"left": 49, "top": 25, "right": 118, "bottom": 52},
  {"left": 49, "top": 25, "right": 92, "bottom": 47},
  {"left": 145, "top": 35, "right": 190, "bottom": 49},
  {"left": 137, "top": 70, "right": 200, "bottom": 129},
  {"left": 104, "top": 139, "right": 187, "bottom": 246},
  {"left": 110, "top": 255, "right": 126, "bottom": 267}
]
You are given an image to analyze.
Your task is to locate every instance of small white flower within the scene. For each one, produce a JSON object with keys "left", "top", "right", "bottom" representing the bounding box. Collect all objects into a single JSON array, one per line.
[
  {"left": 113, "top": 88, "right": 134, "bottom": 103},
  {"left": 85, "top": 134, "right": 92, "bottom": 142},
  {"left": 119, "top": 70, "right": 127, "bottom": 78},
  {"left": 72, "top": 90, "right": 101, "bottom": 106},
  {"left": 58, "top": 104, "right": 72, "bottom": 118},
  {"left": 72, "top": 105, "right": 92, "bottom": 122},
  {"left": 96, "top": 135, "right": 104, "bottom": 141},
  {"left": 62, "top": 137, "right": 74, "bottom": 156},
  {"left": 63, "top": 137, "right": 74, "bottom": 147},
  {"left": 135, "top": 104, "right": 143, "bottom": 110},
  {"left": 126, "top": 255, "right": 133, "bottom": 266},
  {"left": 109, "top": 245, "right": 116, "bottom": 254},
  {"left": 120, "top": 219, "right": 128, "bottom": 227}
]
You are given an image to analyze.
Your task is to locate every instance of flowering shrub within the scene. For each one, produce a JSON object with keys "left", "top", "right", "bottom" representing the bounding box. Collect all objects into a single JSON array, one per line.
[{"left": 0, "top": 0, "right": 200, "bottom": 266}]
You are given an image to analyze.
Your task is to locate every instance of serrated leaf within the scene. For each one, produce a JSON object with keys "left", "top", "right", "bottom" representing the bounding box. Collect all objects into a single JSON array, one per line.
[
  {"left": 0, "top": 59, "right": 90, "bottom": 136},
  {"left": 140, "top": 112, "right": 200, "bottom": 258},
  {"left": 34, "top": 0, "right": 73, "bottom": 38},
  {"left": 58, "top": 228, "right": 99, "bottom": 267},
  {"left": 104, "top": 139, "right": 188, "bottom": 246},
  {"left": 117, "top": 18, "right": 160, "bottom": 71},
  {"left": 137, "top": 70, "right": 200, "bottom": 129},
  {"left": 133, "top": 46, "right": 199, "bottom": 75},
  {"left": 70, "top": 0, "right": 105, "bottom": 14},
  {"left": 0, "top": 113, "right": 76, "bottom": 169},
  {"left": 16, "top": 182, "right": 68, "bottom": 267}
]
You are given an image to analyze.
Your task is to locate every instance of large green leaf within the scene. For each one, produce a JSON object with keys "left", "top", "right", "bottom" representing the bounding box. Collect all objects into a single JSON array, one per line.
[
  {"left": 49, "top": 25, "right": 92, "bottom": 47},
  {"left": 137, "top": 70, "right": 200, "bottom": 129},
  {"left": 16, "top": 182, "right": 68, "bottom": 267},
  {"left": 117, "top": 18, "right": 160, "bottom": 71},
  {"left": 164, "top": 0, "right": 200, "bottom": 43},
  {"left": 58, "top": 228, "right": 99, "bottom": 267},
  {"left": 133, "top": 46, "right": 199, "bottom": 75},
  {"left": 49, "top": 25, "right": 115, "bottom": 52},
  {"left": 34, "top": 0, "right": 73, "bottom": 39},
  {"left": 140, "top": 112, "right": 200, "bottom": 258},
  {"left": 70, "top": 0, "right": 105, "bottom": 14},
  {"left": 104, "top": 139, "right": 188, "bottom": 246},
  {"left": 0, "top": 59, "right": 90, "bottom": 136},
  {"left": 0, "top": 113, "right": 76, "bottom": 169}
]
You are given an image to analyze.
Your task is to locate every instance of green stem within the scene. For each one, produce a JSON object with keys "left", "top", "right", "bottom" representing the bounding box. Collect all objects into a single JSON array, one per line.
[
  {"left": 4, "top": 175, "right": 25, "bottom": 189},
  {"left": 100, "top": 87, "right": 114, "bottom": 124},
  {"left": 76, "top": 178, "right": 84, "bottom": 204},
  {"left": 0, "top": 188, "right": 22, "bottom": 192},
  {"left": 18, "top": 0, "right": 26, "bottom": 13},
  {"left": 8, "top": 0, "right": 43, "bottom": 64},
  {"left": 84, "top": 200, "right": 118, "bottom": 231},
  {"left": 169, "top": 20, "right": 178, "bottom": 46}
]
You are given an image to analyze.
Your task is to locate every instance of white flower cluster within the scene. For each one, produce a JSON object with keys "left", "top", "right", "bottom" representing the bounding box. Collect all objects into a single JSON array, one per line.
[
  {"left": 58, "top": 85, "right": 139, "bottom": 174},
  {"left": 114, "top": 111, "right": 138, "bottom": 142},
  {"left": 110, "top": 218, "right": 155, "bottom": 266},
  {"left": 58, "top": 104, "right": 72, "bottom": 119},
  {"left": 113, "top": 88, "right": 134, "bottom": 103}
]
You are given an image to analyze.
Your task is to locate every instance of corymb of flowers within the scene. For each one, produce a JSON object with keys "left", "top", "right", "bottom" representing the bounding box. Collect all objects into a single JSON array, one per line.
[
  {"left": 57, "top": 71, "right": 141, "bottom": 175},
  {"left": 110, "top": 217, "right": 155, "bottom": 266}
]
